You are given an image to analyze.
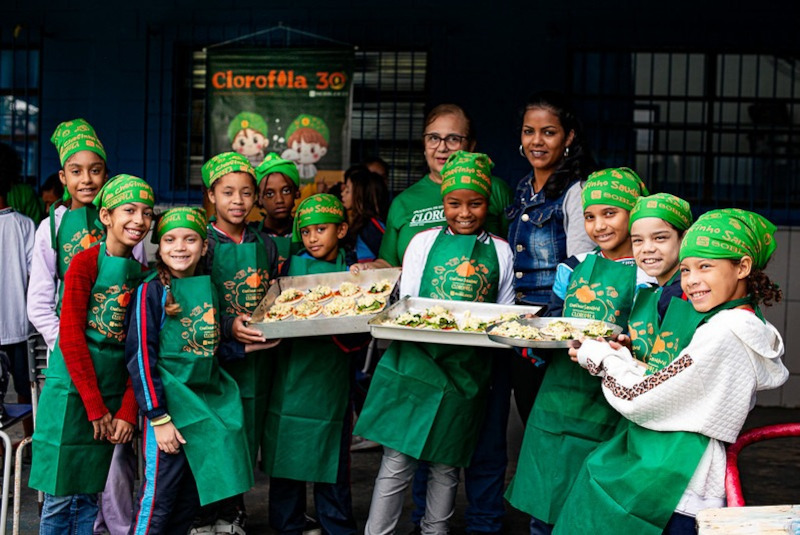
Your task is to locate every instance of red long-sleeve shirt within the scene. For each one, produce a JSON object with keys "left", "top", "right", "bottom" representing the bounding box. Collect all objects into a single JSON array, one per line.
[{"left": 57, "top": 245, "right": 139, "bottom": 424}]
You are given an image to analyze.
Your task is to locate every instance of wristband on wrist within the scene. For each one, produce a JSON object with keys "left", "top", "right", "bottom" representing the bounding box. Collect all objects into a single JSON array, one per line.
[{"left": 149, "top": 414, "right": 172, "bottom": 427}]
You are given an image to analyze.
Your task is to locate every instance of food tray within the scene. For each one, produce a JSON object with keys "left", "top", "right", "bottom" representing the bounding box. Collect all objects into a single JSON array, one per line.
[
  {"left": 368, "top": 297, "right": 542, "bottom": 348},
  {"left": 249, "top": 268, "right": 401, "bottom": 338},
  {"left": 485, "top": 317, "right": 623, "bottom": 349}
]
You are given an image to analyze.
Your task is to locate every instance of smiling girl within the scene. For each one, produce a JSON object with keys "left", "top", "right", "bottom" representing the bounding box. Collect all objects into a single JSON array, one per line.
[
  {"left": 30, "top": 175, "right": 155, "bottom": 535},
  {"left": 126, "top": 207, "right": 252, "bottom": 534},
  {"left": 198, "top": 151, "right": 279, "bottom": 533},
  {"left": 564, "top": 209, "right": 788, "bottom": 535},
  {"left": 506, "top": 167, "right": 653, "bottom": 535}
]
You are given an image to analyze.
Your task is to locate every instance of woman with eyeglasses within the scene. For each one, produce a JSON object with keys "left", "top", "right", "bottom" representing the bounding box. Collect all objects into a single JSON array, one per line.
[
  {"left": 354, "top": 103, "right": 513, "bottom": 535},
  {"left": 506, "top": 91, "right": 598, "bottom": 427}
]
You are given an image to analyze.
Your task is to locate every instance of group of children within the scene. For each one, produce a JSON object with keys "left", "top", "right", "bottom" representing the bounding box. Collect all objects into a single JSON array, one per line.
[{"left": 18, "top": 117, "right": 788, "bottom": 535}]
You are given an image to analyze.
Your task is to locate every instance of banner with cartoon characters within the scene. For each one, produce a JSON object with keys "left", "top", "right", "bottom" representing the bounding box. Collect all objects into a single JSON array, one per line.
[{"left": 206, "top": 48, "right": 354, "bottom": 185}]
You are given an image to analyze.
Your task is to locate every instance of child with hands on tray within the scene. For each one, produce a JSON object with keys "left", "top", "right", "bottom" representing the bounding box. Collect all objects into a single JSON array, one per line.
[
  {"left": 126, "top": 207, "right": 252, "bottom": 535},
  {"left": 505, "top": 167, "right": 654, "bottom": 535},
  {"left": 560, "top": 208, "right": 788, "bottom": 535},
  {"left": 261, "top": 193, "right": 364, "bottom": 535},
  {"left": 354, "top": 151, "right": 514, "bottom": 535},
  {"left": 198, "top": 152, "right": 280, "bottom": 534},
  {"left": 30, "top": 175, "right": 155, "bottom": 535}
]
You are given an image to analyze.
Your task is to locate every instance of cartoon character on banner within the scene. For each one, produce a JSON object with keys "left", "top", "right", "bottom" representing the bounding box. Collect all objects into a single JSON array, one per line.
[
  {"left": 281, "top": 114, "right": 330, "bottom": 181},
  {"left": 228, "top": 111, "right": 269, "bottom": 167}
]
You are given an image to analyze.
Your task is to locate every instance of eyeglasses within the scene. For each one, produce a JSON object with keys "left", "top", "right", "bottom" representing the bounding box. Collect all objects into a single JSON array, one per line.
[{"left": 423, "top": 133, "right": 468, "bottom": 150}]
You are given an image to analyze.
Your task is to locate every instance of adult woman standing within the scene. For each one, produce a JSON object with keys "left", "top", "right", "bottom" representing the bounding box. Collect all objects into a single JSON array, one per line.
[{"left": 507, "top": 91, "right": 597, "bottom": 424}]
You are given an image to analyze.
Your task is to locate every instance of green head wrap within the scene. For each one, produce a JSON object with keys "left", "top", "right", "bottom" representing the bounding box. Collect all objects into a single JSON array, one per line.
[
  {"left": 93, "top": 174, "right": 155, "bottom": 210},
  {"left": 292, "top": 193, "right": 345, "bottom": 243},
  {"left": 256, "top": 152, "right": 300, "bottom": 187},
  {"left": 227, "top": 112, "right": 268, "bottom": 142},
  {"left": 201, "top": 152, "right": 255, "bottom": 188},
  {"left": 629, "top": 193, "right": 693, "bottom": 231},
  {"left": 679, "top": 208, "right": 777, "bottom": 270},
  {"left": 286, "top": 114, "right": 330, "bottom": 144},
  {"left": 157, "top": 207, "right": 208, "bottom": 241},
  {"left": 440, "top": 151, "right": 493, "bottom": 198},
  {"left": 51, "top": 118, "right": 107, "bottom": 167},
  {"left": 582, "top": 167, "right": 649, "bottom": 211}
]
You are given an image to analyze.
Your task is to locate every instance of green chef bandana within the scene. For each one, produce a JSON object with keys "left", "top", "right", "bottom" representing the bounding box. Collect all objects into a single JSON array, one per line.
[
  {"left": 582, "top": 167, "right": 649, "bottom": 211},
  {"left": 440, "top": 151, "right": 493, "bottom": 198},
  {"left": 93, "top": 174, "right": 155, "bottom": 210},
  {"left": 256, "top": 152, "right": 300, "bottom": 187},
  {"left": 157, "top": 207, "right": 208, "bottom": 241},
  {"left": 629, "top": 193, "right": 693, "bottom": 231},
  {"left": 227, "top": 111, "right": 268, "bottom": 142},
  {"left": 292, "top": 193, "right": 345, "bottom": 243},
  {"left": 201, "top": 152, "right": 256, "bottom": 188},
  {"left": 51, "top": 118, "right": 107, "bottom": 167},
  {"left": 286, "top": 114, "right": 330, "bottom": 143},
  {"left": 680, "top": 208, "right": 777, "bottom": 270}
]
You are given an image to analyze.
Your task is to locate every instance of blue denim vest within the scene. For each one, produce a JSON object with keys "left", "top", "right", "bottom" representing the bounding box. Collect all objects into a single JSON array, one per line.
[{"left": 507, "top": 173, "right": 575, "bottom": 305}]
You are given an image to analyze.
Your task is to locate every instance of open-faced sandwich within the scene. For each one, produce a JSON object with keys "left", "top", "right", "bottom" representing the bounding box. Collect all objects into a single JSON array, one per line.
[
  {"left": 422, "top": 306, "right": 458, "bottom": 330},
  {"left": 293, "top": 300, "right": 323, "bottom": 319},
  {"left": 392, "top": 311, "right": 424, "bottom": 327},
  {"left": 323, "top": 296, "right": 356, "bottom": 317},
  {"left": 306, "top": 284, "right": 334, "bottom": 303},
  {"left": 336, "top": 281, "right": 362, "bottom": 298},
  {"left": 356, "top": 295, "right": 386, "bottom": 314},
  {"left": 459, "top": 310, "right": 488, "bottom": 332},
  {"left": 366, "top": 278, "right": 393, "bottom": 298},
  {"left": 275, "top": 287, "right": 305, "bottom": 305},
  {"left": 264, "top": 302, "right": 294, "bottom": 322}
]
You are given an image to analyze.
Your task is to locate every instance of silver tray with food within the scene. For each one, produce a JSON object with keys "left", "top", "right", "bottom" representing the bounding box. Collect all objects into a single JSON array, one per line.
[
  {"left": 485, "top": 317, "right": 624, "bottom": 348},
  {"left": 249, "top": 268, "right": 401, "bottom": 338},
  {"left": 368, "top": 297, "right": 542, "bottom": 348}
]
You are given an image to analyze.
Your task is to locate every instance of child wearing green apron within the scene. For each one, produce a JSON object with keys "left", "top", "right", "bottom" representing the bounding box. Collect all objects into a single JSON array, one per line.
[
  {"left": 566, "top": 209, "right": 788, "bottom": 535},
  {"left": 255, "top": 152, "right": 300, "bottom": 273},
  {"left": 126, "top": 207, "right": 253, "bottom": 535},
  {"left": 356, "top": 151, "right": 515, "bottom": 535},
  {"left": 195, "top": 152, "right": 279, "bottom": 534},
  {"left": 30, "top": 175, "right": 155, "bottom": 535},
  {"left": 261, "top": 193, "right": 363, "bottom": 535},
  {"left": 505, "top": 167, "right": 652, "bottom": 535}
]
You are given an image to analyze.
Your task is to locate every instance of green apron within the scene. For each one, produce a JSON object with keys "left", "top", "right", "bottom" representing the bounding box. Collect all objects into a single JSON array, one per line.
[
  {"left": 355, "top": 231, "right": 499, "bottom": 467},
  {"left": 554, "top": 294, "right": 713, "bottom": 534},
  {"left": 506, "top": 253, "right": 637, "bottom": 522},
  {"left": 209, "top": 223, "right": 273, "bottom": 465},
  {"left": 629, "top": 271, "right": 680, "bottom": 362},
  {"left": 51, "top": 203, "right": 105, "bottom": 312},
  {"left": 261, "top": 249, "right": 352, "bottom": 483},
  {"left": 30, "top": 243, "right": 143, "bottom": 495},
  {"left": 257, "top": 219, "right": 293, "bottom": 273},
  {"left": 149, "top": 273, "right": 253, "bottom": 505}
]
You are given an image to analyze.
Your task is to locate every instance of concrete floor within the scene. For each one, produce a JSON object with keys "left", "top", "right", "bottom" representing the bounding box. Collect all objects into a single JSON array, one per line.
[{"left": 7, "top": 403, "right": 800, "bottom": 534}]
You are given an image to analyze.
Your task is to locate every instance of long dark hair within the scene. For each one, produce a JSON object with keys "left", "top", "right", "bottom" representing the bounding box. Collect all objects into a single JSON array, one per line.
[
  {"left": 346, "top": 169, "right": 389, "bottom": 235},
  {"left": 522, "top": 91, "right": 597, "bottom": 198}
]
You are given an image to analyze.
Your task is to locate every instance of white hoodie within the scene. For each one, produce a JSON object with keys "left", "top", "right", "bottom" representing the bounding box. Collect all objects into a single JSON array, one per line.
[{"left": 577, "top": 308, "right": 788, "bottom": 515}]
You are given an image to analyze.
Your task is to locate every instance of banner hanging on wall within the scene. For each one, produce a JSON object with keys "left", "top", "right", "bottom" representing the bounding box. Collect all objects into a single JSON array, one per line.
[{"left": 206, "top": 47, "right": 354, "bottom": 185}]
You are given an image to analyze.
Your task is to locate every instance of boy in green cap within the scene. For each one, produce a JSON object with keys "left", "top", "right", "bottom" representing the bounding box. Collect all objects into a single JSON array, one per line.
[
  {"left": 562, "top": 208, "right": 788, "bottom": 534},
  {"left": 229, "top": 111, "right": 269, "bottom": 167},
  {"left": 261, "top": 193, "right": 362, "bottom": 535},
  {"left": 30, "top": 174, "right": 155, "bottom": 535},
  {"left": 506, "top": 167, "right": 655, "bottom": 534},
  {"left": 27, "top": 119, "right": 146, "bottom": 535},
  {"left": 355, "top": 151, "right": 514, "bottom": 534},
  {"left": 256, "top": 152, "right": 301, "bottom": 271}
]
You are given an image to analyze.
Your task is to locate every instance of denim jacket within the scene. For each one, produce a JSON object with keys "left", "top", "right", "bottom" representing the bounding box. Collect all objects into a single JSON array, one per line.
[{"left": 507, "top": 173, "right": 576, "bottom": 305}]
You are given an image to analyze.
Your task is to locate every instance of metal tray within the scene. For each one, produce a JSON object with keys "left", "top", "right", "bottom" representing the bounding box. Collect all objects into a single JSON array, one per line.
[
  {"left": 368, "top": 297, "right": 542, "bottom": 348},
  {"left": 249, "top": 268, "right": 401, "bottom": 338},
  {"left": 485, "top": 317, "right": 624, "bottom": 348}
]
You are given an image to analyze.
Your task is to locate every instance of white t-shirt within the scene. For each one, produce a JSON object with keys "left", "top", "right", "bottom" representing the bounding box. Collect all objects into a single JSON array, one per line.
[
  {"left": 400, "top": 226, "right": 515, "bottom": 305},
  {"left": 0, "top": 208, "right": 35, "bottom": 344}
]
